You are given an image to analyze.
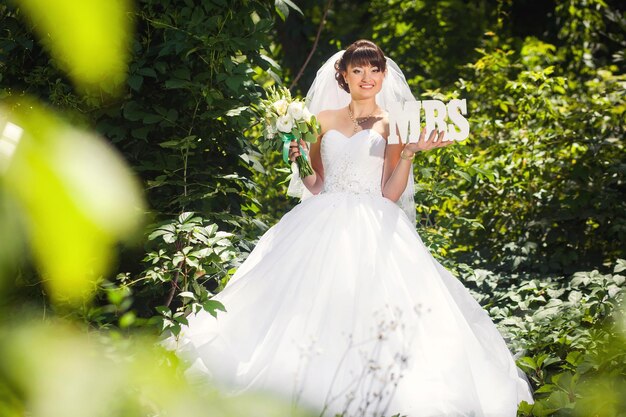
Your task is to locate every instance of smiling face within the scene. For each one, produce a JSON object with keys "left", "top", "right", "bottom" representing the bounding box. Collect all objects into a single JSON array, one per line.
[
  {"left": 342, "top": 63, "right": 386, "bottom": 100},
  {"left": 334, "top": 40, "right": 388, "bottom": 96}
]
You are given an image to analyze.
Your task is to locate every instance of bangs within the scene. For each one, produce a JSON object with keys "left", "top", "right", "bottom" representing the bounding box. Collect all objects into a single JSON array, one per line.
[
  {"left": 334, "top": 40, "right": 388, "bottom": 92},
  {"left": 347, "top": 46, "right": 386, "bottom": 70}
]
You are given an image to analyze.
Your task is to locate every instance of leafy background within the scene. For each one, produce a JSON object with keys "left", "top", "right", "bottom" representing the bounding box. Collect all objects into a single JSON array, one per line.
[{"left": 0, "top": 0, "right": 624, "bottom": 415}]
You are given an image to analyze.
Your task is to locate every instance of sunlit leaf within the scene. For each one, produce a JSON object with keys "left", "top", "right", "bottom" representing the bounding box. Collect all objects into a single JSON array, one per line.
[
  {"left": 0, "top": 321, "right": 317, "bottom": 417},
  {"left": 14, "top": 0, "right": 133, "bottom": 94},
  {"left": 0, "top": 99, "right": 145, "bottom": 305}
]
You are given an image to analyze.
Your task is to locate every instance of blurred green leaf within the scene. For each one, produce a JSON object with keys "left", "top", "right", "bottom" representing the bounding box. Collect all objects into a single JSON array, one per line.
[
  {"left": 14, "top": 0, "right": 133, "bottom": 94},
  {"left": 0, "top": 99, "right": 145, "bottom": 305}
]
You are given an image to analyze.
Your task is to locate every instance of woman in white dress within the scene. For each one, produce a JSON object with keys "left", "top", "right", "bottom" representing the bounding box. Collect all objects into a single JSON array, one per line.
[{"left": 171, "top": 39, "right": 534, "bottom": 417}]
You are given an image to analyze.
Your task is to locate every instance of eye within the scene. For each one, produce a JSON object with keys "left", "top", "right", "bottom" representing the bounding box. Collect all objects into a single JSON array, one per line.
[
  {"left": 352, "top": 68, "right": 362, "bottom": 74},
  {"left": 372, "top": 67, "right": 380, "bottom": 72}
]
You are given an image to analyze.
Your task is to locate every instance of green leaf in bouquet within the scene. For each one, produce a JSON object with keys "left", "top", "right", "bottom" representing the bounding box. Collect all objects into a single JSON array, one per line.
[
  {"left": 280, "top": 86, "right": 292, "bottom": 100},
  {"left": 304, "top": 131, "right": 318, "bottom": 143},
  {"left": 291, "top": 127, "right": 302, "bottom": 140},
  {"left": 297, "top": 121, "right": 308, "bottom": 133},
  {"left": 310, "top": 115, "right": 320, "bottom": 134}
]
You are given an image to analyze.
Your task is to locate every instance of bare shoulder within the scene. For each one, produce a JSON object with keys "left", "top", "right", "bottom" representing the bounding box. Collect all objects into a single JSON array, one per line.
[
  {"left": 377, "top": 110, "right": 392, "bottom": 141},
  {"left": 317, "top": 108, "right": 344, "bottom": 134},
  {"left": 316, "top": 110, "right": 332, "bottom": 130}
]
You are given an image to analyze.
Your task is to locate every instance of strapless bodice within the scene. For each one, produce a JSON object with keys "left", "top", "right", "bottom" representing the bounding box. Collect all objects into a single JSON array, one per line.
[{"left": 319, "top": 129, "right": 386, "bottom": 196}]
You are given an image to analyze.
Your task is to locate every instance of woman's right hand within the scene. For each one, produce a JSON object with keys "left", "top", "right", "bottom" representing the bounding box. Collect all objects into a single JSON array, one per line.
[{"left": 288, "top": 139, "right": 308, "bottom": 162}]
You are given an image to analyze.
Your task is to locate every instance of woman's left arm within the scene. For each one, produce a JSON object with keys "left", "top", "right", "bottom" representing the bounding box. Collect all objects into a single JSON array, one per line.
[{"left": 382, "top": 128, "right": 452, "bottom": 202}]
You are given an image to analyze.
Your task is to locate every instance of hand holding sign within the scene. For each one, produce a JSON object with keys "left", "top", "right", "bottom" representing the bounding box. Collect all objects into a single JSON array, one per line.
[{"left": 403, "top": 128, "right": 452, "bottom": 155}]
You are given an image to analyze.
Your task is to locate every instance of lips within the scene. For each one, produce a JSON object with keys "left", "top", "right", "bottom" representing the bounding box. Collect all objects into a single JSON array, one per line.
[{"left": 360, "top": 84, "right": 374, "bottom": 89}]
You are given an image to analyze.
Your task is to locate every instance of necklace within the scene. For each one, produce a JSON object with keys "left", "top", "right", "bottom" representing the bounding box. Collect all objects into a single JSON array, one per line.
[{"left": 348, "top": 104, "right": 378, "bottom": 133}]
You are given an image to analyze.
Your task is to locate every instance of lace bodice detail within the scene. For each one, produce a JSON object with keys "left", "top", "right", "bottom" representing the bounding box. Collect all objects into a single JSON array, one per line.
[{"left": 320, "top": 129, "right": 386, "bottom": 195}]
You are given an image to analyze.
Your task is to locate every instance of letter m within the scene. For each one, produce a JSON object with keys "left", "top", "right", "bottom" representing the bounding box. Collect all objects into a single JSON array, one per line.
[{"left": 387, "top": 100, "right": 421, "bottom": 145}]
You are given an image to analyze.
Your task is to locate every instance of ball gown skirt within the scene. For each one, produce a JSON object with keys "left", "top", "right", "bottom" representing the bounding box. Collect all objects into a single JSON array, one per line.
[{"left": 168, "top": 129, "right": 534, "bottom": 417}]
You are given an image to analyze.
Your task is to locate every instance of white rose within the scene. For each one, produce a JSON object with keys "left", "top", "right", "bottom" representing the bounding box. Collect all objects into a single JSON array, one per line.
[
  {"left": 302, "top": 107, "right": 313, "bottom": 123},
  {"left": 287, "top": 101, "right": 304, "bottom": 121},
  {"left": 276, "top": 115, "right": 294, "bottom": 133},
  {"left": 272, "top": 99, "right": 288, "bottom": 115}
]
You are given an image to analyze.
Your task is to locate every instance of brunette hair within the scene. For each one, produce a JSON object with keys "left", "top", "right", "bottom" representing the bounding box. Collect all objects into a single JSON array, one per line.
[{"left": 334, "top": 39, "right": 387, "bottom": 93}]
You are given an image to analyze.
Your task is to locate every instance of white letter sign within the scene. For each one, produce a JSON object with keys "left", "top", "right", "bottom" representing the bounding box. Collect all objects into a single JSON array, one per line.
[{"left": 387, "top": 99, "right": 469, "bottom": 144}]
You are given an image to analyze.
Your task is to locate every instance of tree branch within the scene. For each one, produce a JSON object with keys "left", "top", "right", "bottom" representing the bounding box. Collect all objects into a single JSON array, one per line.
[{"left": 288, "top": 0, "right": 333, "bottom": 91}]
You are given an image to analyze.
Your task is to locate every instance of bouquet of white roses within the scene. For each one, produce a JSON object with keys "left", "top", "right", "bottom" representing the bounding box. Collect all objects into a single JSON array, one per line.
[{"left": 259, "top": 86, "right": 320, "bottom": 178}]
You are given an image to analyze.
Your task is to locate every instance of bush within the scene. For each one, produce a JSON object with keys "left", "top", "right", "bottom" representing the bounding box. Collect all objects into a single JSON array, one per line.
[{"left": 458, "top": 259, "right": 626, "bottom": 416}]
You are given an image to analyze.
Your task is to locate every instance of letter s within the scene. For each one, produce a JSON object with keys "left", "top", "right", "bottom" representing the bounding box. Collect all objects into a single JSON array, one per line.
[{"left": 446, "top": 99, "right": 469, "bottom": 142}]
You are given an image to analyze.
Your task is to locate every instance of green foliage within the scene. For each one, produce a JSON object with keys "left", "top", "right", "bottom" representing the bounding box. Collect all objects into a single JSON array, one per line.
[
  {"left": 0, "top": 320, "right": 316, "bottom": 417},
  {"left": 370, "top": 0, "right": 493, "bottom": 91},
  {"left": 458, "top": 259, "right": 626, "bottom": 416},
  {"left": 449, "top": 32, "right": 625, "bottom": 273},
  {"left": 1, "top": 0, "right": 280, "bottom": 220},
  {"left": 10, "top": 0, "right": 132, "bottom": 94},
  {"left": 0, "top": 0, "right": 144, "bottom": 307},
  {"left": 1, "top": 0, "right": 286, "bottom": 313},
  {"left": 274, "top": 0, "right": 303, "bottom": 21},
  {"left": 85, "top": 212, "right": 240, "bottom": 335},
  {"left": 247, "top": 144, "right": 298, "bottom": 227},
  {"left": 137, "top": 212, "right": 238, "bottom": 333},
  {"left": 104, "top": 0, "right": 277, "bottom": 217}
]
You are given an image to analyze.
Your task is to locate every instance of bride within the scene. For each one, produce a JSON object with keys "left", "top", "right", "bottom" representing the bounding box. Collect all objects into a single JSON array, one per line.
[{"left": 170, "top": 39, "right": 534, "bottom": 417}]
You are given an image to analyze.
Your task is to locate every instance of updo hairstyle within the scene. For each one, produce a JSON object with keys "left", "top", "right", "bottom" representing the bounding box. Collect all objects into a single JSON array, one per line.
[{"left": 334, "top": 40, "right": 387, "bottom": 93}]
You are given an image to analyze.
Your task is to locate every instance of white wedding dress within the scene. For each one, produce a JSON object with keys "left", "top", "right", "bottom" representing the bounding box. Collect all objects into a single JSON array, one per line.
[{"left": 170, "top": 128, "right": 534, "bottom": 417}]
